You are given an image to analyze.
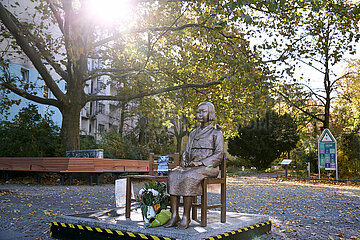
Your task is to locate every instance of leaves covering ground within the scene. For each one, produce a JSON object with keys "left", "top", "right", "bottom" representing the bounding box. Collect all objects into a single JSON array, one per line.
[{"left": 0, "top": 174, "right": 359, "bottom": 239}]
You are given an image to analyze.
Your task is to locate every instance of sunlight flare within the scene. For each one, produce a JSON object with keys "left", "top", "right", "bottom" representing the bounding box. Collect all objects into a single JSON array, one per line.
[{"left": 86, "top": 0, "right": 135, "bottom": 26}]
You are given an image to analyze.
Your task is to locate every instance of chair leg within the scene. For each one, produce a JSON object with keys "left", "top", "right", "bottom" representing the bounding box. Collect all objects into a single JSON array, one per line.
[
  {"left": 221, "top": 181, "right": 226, "bottom": 223},
  {"left": 201, "top": 180, "right": 207, "bottom": 227},
  {"left": 192, "top": 196, "right": 197, "bottom": 220},
  {"left": 125, "top": 177, "right": 132, "bottom": 218}
]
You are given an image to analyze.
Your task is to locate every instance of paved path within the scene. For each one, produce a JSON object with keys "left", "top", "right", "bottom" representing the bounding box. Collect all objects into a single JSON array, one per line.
[
  {"left": 0, "top": 176, "right": 359, "bottom": 239},
  {"left": 227, "top": 177, "right": 360, "bottom": 239}
]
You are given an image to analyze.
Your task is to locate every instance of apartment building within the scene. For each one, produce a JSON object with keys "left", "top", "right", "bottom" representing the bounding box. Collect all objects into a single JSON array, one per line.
[{"left": 80, "top": 59, "right": 121, "bottom": 140}]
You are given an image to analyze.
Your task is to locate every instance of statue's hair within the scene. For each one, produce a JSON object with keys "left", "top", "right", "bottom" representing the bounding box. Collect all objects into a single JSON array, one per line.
[{"left": 197, "top": 102, "right": 216, "bottom": 121}]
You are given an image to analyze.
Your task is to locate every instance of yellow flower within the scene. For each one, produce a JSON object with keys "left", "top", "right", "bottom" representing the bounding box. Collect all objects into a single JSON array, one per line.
[{"left": 154, "top": 203, "right": 160, "bottom": 211}]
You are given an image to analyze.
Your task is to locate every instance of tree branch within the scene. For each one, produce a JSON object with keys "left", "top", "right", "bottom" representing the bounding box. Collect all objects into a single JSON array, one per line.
[
  {"left": 276, "top": 89, "right": 324, "bottom": 122},
  {"left": 84, "top": 71, "right": 143, "bottom": 81},
  {"left": 0, "top": 2, "right": 66, "bottom": 101},
  {"left": 295, "top": 57, "right": 325, "bottom": 75},
  {"left": 62, "top": 0, "right": 73, "bottom": 81},
  {"left": 8, "top": 12, "right": 69, "bottom": 82},
  {"left": 92, "top": 22, "right": 208, "bottom": 49},
  {"left": 330, "top": 72, "right": 353, "bottom": 89},
  {"left": 143, "top": 4, "right": 190, "bottom": 70},
  {"left": 86, "top": 68, "right": 161, "bottom": 81},
  {"left": 1, "top": 82, "right": 61, "bottom": 108},
  {"left": 45, "top": 0, "right": 64, "bottom": 34},
  {"left": 298, "top": 83, "right": 326, "bottom": 105},
  {"left": 263, "top": 35, "right": 308, "bottom": 63},
  {"left": 248, "top": 3, "right": 305, "bottom": 14},
  {"left": 87, "top": 74, "right": 229, "bottom": 102}
]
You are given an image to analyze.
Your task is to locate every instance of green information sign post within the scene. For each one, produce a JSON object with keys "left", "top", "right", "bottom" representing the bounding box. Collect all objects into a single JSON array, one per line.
[{"left": 318, "top": 128, "right": 338, "bottom": 180}]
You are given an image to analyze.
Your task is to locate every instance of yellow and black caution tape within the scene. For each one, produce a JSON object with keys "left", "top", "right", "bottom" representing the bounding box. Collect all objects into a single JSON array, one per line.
[
  {"left": 51, "top": 220, "right": 271, "bottom": 240},
  {"left": 51, "top": 221, "right": 181, "bottom": 240},
  {"left": 199, "top": 221, "right": 272, "bottom": 240}
]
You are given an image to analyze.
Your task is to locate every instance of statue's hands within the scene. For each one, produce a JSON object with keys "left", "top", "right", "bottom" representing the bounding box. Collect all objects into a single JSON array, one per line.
[
  {"left": 187, "top": 162, "right": 196, "bottom": 167},
  {"left": 188, "top": 162, "right": 203, "bottom": 167}
]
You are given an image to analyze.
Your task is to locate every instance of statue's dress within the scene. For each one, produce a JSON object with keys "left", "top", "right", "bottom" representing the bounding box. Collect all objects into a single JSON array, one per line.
[{"left": 167, "top": 124, "right": 224, "bottom": 196}]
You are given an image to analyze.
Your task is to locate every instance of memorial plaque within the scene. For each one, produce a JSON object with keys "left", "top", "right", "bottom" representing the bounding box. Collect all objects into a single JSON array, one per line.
[{"left": 157, "top": 155, "right": 169, "bottom": 175}]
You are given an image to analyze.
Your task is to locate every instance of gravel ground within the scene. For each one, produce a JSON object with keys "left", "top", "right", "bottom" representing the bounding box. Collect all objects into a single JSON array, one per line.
[{"left": 0, "top": 175, "right": 359, "bottom": 240}]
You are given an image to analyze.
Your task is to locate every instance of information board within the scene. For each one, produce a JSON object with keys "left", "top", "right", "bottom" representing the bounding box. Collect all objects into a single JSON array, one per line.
[
  {"left": 280, "top": 159, "right": 292, "bottom": 165},
  {"left": 318, "top": 128, "right": 338, "bottom": 179}
]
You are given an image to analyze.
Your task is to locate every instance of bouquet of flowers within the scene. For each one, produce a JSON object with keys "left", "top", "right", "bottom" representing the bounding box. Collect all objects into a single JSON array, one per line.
[{"left": 136, "top": 181, "right": 169, "bottom": 223}]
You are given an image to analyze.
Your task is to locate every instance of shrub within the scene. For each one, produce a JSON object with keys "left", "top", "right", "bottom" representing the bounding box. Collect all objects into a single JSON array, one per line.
[
  {"left": 0, "top": 105, "right": 63, "bottom": 157},
  {"left": 228, "top": 110, "right": 299, "bottom": 170},
  {"left": 100, "top": 130, "right": 149, "bottom": 160},
  {"left": 338, "top": 133, "right": 360, "bottom": 179}
]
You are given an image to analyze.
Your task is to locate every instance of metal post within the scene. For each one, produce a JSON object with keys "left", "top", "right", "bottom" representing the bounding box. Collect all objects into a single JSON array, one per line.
[
  {"left": 69, "top": 173, "right": 72, "bottom": 186},
  {"left": 335, "top": 158, "right": 339, "bottom": 181},
  {"left": 61, "top": 173, "right": 65, "bottom": 185},
  {"left": 96, "top": 174, "right": 100, "bottom": 185},
  {"left": 335, "top": 137, "right": 338, "bottom": 180},
  {"left": 285, "top": 165, "right": 288, "bottom": 178},
  {"left": 318, "top": 156, "right": 321, "bottom": 180}
]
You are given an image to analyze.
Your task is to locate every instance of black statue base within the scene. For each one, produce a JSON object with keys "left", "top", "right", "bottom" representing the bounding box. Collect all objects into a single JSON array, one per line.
[{"left": 50, "top": 206, "right": 271, "bottom": 240}]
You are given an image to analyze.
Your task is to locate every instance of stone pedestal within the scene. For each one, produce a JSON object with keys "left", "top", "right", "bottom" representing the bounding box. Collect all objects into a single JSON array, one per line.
[{"left": 50, "top": 206, "right": 271, "bottom": 240}]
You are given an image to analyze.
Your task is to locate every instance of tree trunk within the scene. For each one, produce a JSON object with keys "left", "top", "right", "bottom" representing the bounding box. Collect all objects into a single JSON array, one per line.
[
  {"left": 138, "top": 116, "right": 147, "bottom": 145},
  {"left": 118, "top": 102, "right": 126, "bottom": 137},
  {"left": 171, "top": 116, "right": 189, "bottom": 154},
  {"left": 323, "top": 27, "right": 331, "bottom": 130},
  {"left": 323, "top": 68, "right": 331, "bottom": 130},
  {"left": 60, "top": 106, "right": 82, "bottom": 151},
  {"left": 324, "top": 97, "right": 330, "bottom": 129},
  {"left": 176, "top": 135, "right": 182, "bottom": 154}
]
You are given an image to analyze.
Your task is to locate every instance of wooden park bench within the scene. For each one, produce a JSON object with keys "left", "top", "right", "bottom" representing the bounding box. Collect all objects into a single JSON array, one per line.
[
  {"left": 60, "top": 158, "right": 149, "bottom": 185},
  {"left": 0, "top": 157, "right": 149, "bottom": 185}
]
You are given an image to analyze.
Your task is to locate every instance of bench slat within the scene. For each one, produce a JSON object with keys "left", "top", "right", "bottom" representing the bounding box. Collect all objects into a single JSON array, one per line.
[{"left": 0, "top": 157, "right": 149, "bottom": 173}]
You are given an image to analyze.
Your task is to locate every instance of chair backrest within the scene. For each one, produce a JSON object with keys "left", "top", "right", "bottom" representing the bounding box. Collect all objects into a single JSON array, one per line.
[
  {"left": 148, "top": 153, "right": 180, "bottom": 176},
  {"left": 219, "top": 153, "right": 226, "bottom": 179}
]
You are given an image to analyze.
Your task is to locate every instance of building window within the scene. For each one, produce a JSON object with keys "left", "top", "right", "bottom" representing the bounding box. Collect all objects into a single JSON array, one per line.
[
  {"left": 97, "top": 80, "right": 106, "bottom": 91},
  {"left": 98, "top": 124, "right": 105, "bottom": 133},
  {"left": 97, "top": 103, "right": 105, "bottom": 114},
  {"left": 20, "top": 68, "right": 29, "bottom": 83}
]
